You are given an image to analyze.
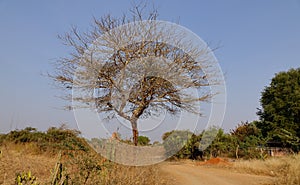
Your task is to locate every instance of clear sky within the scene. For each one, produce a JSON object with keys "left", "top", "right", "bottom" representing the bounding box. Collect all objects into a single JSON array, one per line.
[{"left": 0, "top": 0, "right": 299, "bottom": 141}]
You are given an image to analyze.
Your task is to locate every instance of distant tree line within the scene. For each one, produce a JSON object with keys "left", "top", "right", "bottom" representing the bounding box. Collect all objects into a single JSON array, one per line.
[{"left": 162, "top": 68, "right": 300, "bottom": 159}]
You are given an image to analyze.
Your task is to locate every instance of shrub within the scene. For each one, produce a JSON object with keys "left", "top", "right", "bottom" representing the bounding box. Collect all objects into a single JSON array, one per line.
[
  {"left": 0, "top": 127, "right": 89, "bottom": 154},
  {"left": 138, "top": 136, "right": 150, "bottom": 146},
  {"left": 162, "top": 130, "right": 200, "bottom": 159},
  {"left": 15, "top": 171, "right": 39, "bottom": 185}
]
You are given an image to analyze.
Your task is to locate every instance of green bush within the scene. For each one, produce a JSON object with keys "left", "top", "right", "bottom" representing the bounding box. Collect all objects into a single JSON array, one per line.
[
  {"left": 0, "top": 133, "right": 6, "bottom": 144},
  {"left": 138, "top": 136, "right": 150, "bottom": 146},
  {"left": 162, "top": 130, "right": 200, "bottom": 159},
  {"left": 1, "top": 126, "right": 89, "bottom": 153}
]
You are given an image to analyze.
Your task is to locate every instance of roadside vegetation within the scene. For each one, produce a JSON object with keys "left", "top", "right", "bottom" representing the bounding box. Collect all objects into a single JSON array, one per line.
[
  {"left": 0, "top": 124, "right": 299, "bottom": 185},
  {"left": 0, "top": 126, "right": 167, "bottom": 185},
  {"left": 232, "top": 154, "right": 300, "bottom": 185},
  {"left": 44, "top": 2, "right": 299, "bottom": 183}
]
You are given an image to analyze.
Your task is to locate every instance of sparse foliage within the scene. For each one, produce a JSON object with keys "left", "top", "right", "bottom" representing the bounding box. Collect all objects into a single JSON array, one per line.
[{"left": 51, "top": 3, "right": 216, "bottom": 145}]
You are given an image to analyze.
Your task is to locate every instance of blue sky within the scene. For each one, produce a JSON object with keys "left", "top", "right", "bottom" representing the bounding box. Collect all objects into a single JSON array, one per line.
[{"left": 0, "top": 0, "right": 299, "bottom": 141}]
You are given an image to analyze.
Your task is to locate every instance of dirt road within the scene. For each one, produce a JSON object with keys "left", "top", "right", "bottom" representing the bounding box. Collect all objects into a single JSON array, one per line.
[{"left": 161, "top": 162, "right": 274, "bottom": 185}]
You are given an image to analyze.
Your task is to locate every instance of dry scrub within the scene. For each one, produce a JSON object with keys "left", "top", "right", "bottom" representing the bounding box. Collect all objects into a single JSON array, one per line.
[
  {"left": 0, "top": 143, "right": 168, "bottom": 185},
  {"left": 0, "top": 143, "right": 57, "bottom": 184},
  {"left": 232, "top": 155, "right": 300, "bottom": 185}
]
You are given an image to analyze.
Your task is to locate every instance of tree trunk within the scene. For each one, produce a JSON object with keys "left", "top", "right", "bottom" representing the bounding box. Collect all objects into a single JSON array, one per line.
[
  {"left": 131, "top": 119, "right": 139, "bottom": 146},
  {"left": 235, "top": 144, "right": 239, "bottom": 159},
  {"left": 131, "top": 106, "right": 146, "bottom": 146}
]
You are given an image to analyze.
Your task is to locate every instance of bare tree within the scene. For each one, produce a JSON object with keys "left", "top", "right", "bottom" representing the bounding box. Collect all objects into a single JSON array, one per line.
[{"left": 51, "top": 4, "right": 217, "bottom": 146}]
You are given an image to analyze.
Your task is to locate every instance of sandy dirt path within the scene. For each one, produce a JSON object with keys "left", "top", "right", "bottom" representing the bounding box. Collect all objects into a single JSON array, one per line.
[{"left": 161, "top": 162, "right": 274, "bottom": 185}]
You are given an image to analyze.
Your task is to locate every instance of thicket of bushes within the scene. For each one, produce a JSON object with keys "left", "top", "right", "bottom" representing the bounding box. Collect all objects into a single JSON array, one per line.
[
  {"left": 0, "top": 126, "right": 166, "bottom": 185},
  {"left": 0, "top": 124, "right": 298, "bottom": 184},
  {"left": 162, "top": 122, "right": 275, "bottom": 160},
  {"left": 0, "top": 126, "right": 89, "bottom": 154},
  {"left": 1, "top": 121, "right": 294, "bottom": 161}
]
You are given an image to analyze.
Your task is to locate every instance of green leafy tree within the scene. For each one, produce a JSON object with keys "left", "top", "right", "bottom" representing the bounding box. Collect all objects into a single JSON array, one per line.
[
  {"left": 201, "top": 127, "right": 231, "bottom": 158},
  {"left": 137, "top": 136, "right": 150, "bottom": 146},
  {"left": 257, "top": 68, "right": 300, "bottom": 152},
  {"left": 162, "top": 130, "right": 199, "bottom": 159},
  {"left": 273, "top": 128, "right": 300, "bottom": 152},
  {"left": 230, "top": 121, "right": 264, "bottom": 159}
]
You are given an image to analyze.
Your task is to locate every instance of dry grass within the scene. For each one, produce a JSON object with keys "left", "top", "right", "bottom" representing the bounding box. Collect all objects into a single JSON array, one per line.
[
  {"left": 0, "top": 143, "right": 57, "bottom": 184},
  {"left": 0, "top": 142, "right": 169, "bottom": 185},
  {"left": 99, "top": 164, "right": 168, "bottom": 185},
  {"left": 231, "top": 154, "right": 300, "bottom": 185}
]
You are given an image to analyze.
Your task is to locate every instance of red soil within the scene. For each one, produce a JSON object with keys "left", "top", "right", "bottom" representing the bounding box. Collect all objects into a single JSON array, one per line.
[{"left": 197, "top": 157, "right": 231, "bottom": 166}]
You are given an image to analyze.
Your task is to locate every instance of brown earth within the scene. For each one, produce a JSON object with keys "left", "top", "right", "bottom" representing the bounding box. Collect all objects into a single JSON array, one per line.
[
  {"left": 0, "top": 144, "right": 57, "bottom": 184},
  {"left": 0, "top": 144, "right": 276, "bottom": 185},
  {"left": 161, "top": 161, "right": 275, "bottom": 185},
  {"left": 198, "top": 157, "right": 232, "bottom": 166}
]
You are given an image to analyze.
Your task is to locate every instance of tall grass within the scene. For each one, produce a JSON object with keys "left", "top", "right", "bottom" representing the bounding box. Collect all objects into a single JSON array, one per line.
[
  {"left": 232, "top": 154, "right": 300, "bottom": 185},
  {"left": 99, "top": 164, "right": 167, "bottom": 185},
  {"left": 0, "top": 127, "right": 168, "bottom": 185}
]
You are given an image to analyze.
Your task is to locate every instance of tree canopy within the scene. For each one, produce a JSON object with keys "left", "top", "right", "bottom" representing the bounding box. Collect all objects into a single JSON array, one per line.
[
  {"left": 51, "top": 4, "right": 217, "bottom": 146},
  {"left": 257, "top": 68, "right": 300, "bottom": 152},
  {"left": 137, "top": 135, "right": 150, "bottom": 146}
]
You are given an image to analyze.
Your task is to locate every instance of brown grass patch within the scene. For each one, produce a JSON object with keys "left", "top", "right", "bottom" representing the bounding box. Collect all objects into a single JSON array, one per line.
[
  {"left": 0, "top": 142, "right": 169, "bottom": 185},
  {"left": 99, "top": 164, "right": 168, "bottom": 185},
  {"left": 231, "top": 154, "right": 300, "bottom": 185},
  {"left": 0, "top": 143, "right": 57, "bottom": 184}
]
